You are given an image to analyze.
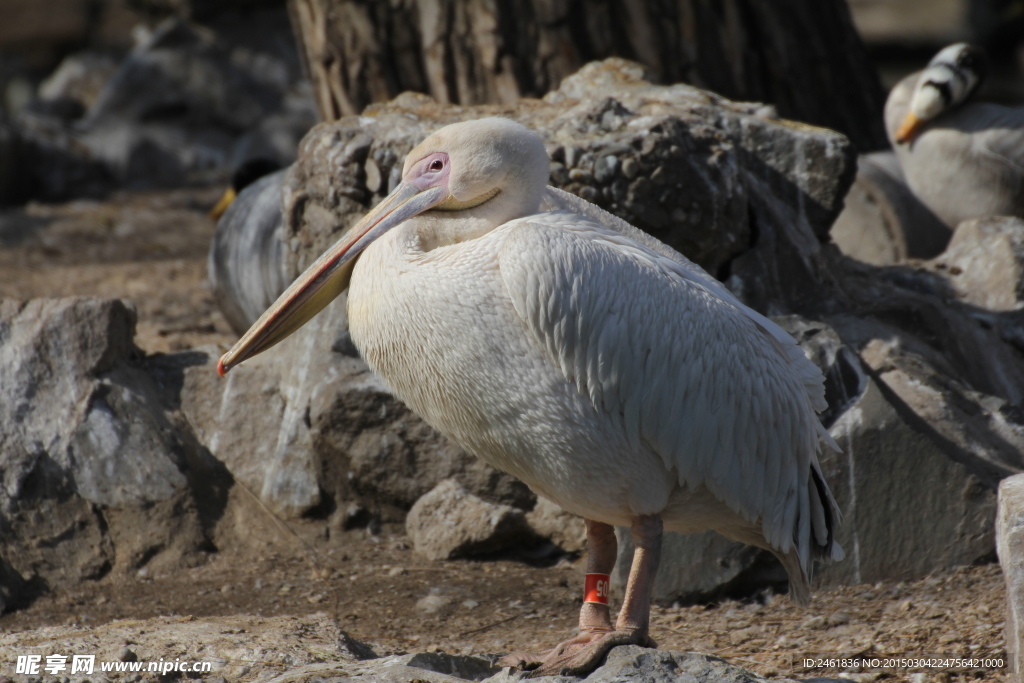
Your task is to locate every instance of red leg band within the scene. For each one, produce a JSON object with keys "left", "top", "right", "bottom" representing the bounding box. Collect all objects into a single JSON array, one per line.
[{"left": 584, "top": 573, "right": 611, "bottom": 605}]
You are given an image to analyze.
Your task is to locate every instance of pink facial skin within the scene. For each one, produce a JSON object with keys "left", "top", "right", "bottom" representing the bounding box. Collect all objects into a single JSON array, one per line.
[{"left": 407, "top": 152, "right": 451, "bottom": 192}]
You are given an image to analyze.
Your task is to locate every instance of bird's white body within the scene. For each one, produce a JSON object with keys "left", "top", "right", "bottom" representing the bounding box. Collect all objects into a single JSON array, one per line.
[
  {"left": 886, "top": 71, "right": 1024, "bottom": 228},
  {"left": 220, "top": 120, "right": 841, "bottom": 667},
  {"left": 349, "top": 186, "right": 840, "bottom": 589}
]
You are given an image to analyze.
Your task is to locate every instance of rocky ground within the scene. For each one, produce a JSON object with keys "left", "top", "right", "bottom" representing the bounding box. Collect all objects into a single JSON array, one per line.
[{"left": 0, "top": 188, "right": 1011, "bottom": 682}]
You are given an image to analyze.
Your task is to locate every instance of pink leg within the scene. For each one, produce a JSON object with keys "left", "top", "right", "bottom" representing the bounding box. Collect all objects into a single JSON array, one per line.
[
  {"left": 499, "top": 515, "right": 663, "bottom": 678},
  {"left": 615, "top": 514, "right": 662, "bottom": 635},
  {"left": 578, "top": 519, "right": 618, "bottom": 633}
]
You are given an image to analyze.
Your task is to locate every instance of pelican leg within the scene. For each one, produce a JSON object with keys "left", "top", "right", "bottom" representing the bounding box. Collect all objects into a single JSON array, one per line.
[
  {"left": 503, "top": 515, "right": 662, "bottom": 678},
  {"left": 497, "top": 519, "right": 616, "bottom": 669}
]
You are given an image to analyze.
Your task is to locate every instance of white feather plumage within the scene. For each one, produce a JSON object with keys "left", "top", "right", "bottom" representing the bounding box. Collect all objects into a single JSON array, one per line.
[{"left": 349, "top": 188, "right": 842, "bottom": 600}]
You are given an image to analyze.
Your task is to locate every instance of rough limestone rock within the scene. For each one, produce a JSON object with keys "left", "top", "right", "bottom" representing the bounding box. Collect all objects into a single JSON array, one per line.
[
  {"left": 526, "top": 497, "right": 587, "bottom": 553},
  {"left": 998, "top": 473, "right": 1024, "bottom": 678},
  {"left": 0, "top": 298, "right": 219, "bottom": 609},
  {"left": 931, "top": 216, "right": 1024, "bottom": 312},
  {"left": 819, "top": 373, "right": 996, "bottom": 586},
  {"left": 831, "top": 151, "right": 950, "bottom": 265},
  {"left": 518, "top": 645, "right": 782, "bottom": 683},
  {"left": 406, "top": 479, "right": 536, "bottom": 561},
  {"left": 783, "top": 319, "right": 998, "bottom": 586},
  {"left": 858, "top": 337, "right": 1024, "bottom": 487}
]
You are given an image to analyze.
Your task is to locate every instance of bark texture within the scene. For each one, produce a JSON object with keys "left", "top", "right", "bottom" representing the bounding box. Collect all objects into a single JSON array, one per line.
[{"left": 287, "top": 0, "right": 888, "bottom": 150}]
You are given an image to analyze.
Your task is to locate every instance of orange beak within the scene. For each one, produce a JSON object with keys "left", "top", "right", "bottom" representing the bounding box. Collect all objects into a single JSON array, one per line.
[
  {"left": 209, "top": 187, "right": 237, "bottom": 221},
  {"left": 894, "top": 112, "right": 926, "bottom": 145}
]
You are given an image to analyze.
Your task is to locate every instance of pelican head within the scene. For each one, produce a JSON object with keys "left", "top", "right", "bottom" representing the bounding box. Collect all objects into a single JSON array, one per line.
[
  {"left": 217, "top": 117, "right": 549, "bottom": 376},
  {"left": 895, "top": 43, "right": 988, "bottom": 144}
]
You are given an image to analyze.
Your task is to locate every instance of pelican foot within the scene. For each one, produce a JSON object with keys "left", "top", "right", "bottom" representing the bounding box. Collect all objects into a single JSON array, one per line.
[{"left": 499, "top": 628, "right": 654, "bottom": 678}]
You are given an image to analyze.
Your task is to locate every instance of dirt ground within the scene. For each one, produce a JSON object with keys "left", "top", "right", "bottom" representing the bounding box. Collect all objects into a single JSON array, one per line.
[{"left": 0, "top": 189, "right": 1010, "bottom": 682}]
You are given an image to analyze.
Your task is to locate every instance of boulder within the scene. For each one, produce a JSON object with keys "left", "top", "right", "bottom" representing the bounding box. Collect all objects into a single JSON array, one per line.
[
  {"left": 931, "top": 216, "right": 1024, "bottom": 312},
  {"left": 526, "top": 497, "right": 587, "bottom": 553},
  {"left": 406, "top": 479, "right": 537, "bottom": 561},
  {"left": 785, "top": 318, "right": 999, "bottom": 586},
  {"left": 0, "top": 298, "right": 222, "bottom": 609},
  {"left": 859, "top": 337, "right": 1024, "bottom": 487},
  {"left": 998, "top": 473, "right": 1024, "bottom": 678},
  {"left": 831, "top": 151, "right": 950, "bottom": 265},
  {"left": 818, "top": 374, "right": 996, "bottom": 586}
]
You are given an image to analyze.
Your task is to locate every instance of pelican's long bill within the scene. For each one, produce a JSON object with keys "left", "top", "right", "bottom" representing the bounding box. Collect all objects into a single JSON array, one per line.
[{"left": 217, "top": 182, "right": 448, "bottom": 376}]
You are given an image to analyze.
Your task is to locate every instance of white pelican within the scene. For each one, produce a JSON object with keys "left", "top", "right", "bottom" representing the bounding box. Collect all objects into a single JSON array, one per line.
[
  {"left": 217, "top": 118, "right": 843, "bottom": 676},
  {"left": 208, "top": 159, "right": 291, "bottom": 334},
  {"left": 886, "top": 43, "right": 1024, "bottom": 228}
]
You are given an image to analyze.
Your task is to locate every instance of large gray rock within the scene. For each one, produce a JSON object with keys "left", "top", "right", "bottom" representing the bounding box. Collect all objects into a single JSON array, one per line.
[
  {"left": 818, "top": 373, "right": 996, "bottom": 586},
  {"left": 481, "top": 646, "right": 784, "bottom": 682},
  {"left": 859, "top": 337, "right": 1024, "bottom": 487},
  {"left": 787, "top": 318, "right": 998, "bottom": 586},
  {"left": 999, "top": 473, "right": 1024, "bottom": 679},
  {"left": 0, "top": 298, "right": 220, "bottom": 608},
  {"left": 406, "top": 479, "right": 536, "bottom": 561},
  {"left": 232, "top": 643, "right": 795, "bottom": 683},
  {"left": 931, "top": 216, "right": 1024, "bottom": 312},
  {"left": 526, "top": 497, "right": 587, "bottom": 553}
]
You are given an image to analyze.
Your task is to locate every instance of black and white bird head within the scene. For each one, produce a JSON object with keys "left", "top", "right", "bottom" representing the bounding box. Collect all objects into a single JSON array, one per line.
[{"left": 895, "top": 43, "right": 988, "bottom": 144}]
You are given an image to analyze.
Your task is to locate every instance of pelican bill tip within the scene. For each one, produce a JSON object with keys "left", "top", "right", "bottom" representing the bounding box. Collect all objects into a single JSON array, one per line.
[{"left": 217, "top": 356, "right": 229, "bottom": 377}]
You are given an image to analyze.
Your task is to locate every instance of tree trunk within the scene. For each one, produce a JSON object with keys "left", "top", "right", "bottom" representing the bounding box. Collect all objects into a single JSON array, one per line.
[{"left": 288, "top": 0, "right": 888, "bottom": 151}]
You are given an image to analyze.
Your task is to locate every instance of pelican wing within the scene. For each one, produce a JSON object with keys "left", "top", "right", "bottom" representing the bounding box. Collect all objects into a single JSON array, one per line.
[
  {"left": 499, "top": 213, "right": 841, "bottom": 570},
  {"left": 542, "top": 186, "right": 831, "bottom": 418}
]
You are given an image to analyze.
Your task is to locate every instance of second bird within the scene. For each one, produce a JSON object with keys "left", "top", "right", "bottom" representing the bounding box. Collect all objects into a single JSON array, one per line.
[{"left": 886, "top": 43, "right": 1024, "bottom": 228}]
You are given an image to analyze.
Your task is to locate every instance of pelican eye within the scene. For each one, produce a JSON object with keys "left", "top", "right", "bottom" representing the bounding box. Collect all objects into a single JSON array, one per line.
[{"left": 430, "top": 159, "right": 444, "bottom": 171}]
